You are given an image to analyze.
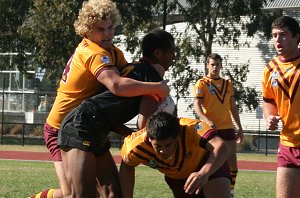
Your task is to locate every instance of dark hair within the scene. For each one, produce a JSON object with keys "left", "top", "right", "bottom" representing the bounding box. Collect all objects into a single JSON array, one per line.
[
  {"left": 206, "top": 53, "right": 222, "bottom": 64},
  {"left": 146, "top": 112, "right": 179, "bottom": 140},
  {"left": 271, "top": 16, "right": 300, "bottom": 38},
  {"left": 142, "top": 29, "right": 175, "bottom": 57}
]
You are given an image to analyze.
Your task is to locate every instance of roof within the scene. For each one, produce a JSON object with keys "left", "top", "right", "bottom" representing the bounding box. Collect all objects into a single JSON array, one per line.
[{"left": 264, "top": 0, "right": 300, "bottom": 10}]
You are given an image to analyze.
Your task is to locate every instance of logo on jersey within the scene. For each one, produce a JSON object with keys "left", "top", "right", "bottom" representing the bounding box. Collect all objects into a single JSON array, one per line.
[
  {"left": 195, "top": 123, "right": 203, "bottom": 131},
  {"left": 271, "top": 71, "right": 279, "bottom": 80},
  {"left": 82, "top": 140, "right": 91, "bottom": 146},
  {"left": 209, "top": 84, "right": 215, "bottom": 94},
  {"left": 101, "top": 56, "right": 110, "bottom": 64},
  {"left": 196, "top": 88, "right": 201, "bottom": 94},
  {"left": 272, "top": 79, "right": 278, "bottom": 87}
]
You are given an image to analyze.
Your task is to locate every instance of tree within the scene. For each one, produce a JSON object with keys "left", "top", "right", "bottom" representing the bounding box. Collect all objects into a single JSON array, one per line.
[
  {"left": 118, "top": 0, "right": 282, "bottom": 112},
  {"left": 10, "top": 0, "right": 282, "bottom": 112},
  {"left": 0, "top": 0, "right": 32, "bottom": 72},
  {"left": 18, "top": 0, "right": 84, "bottom": 89}
]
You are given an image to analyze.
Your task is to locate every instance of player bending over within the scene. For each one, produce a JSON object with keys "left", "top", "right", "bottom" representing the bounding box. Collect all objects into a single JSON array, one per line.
[{"left": 120, "top": 112, "right": 231, "bottom": 198}]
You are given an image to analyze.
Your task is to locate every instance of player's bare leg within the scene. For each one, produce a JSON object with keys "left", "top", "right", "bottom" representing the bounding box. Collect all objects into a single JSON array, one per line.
[
  {"left": 276, "top": 167, "right": 300, "bottom": 198},
  {"left": 96, "top": 150, "right": 123, "bottom": 198},
  {"left": 203, "top": 177, "right": 231, "bottom": 198},
  {"left": 61, "top": 148, "right": 97, "bottom": 197},
  {"left": 224, "top": 140, "right": 238, "bottom": 196},
  {"left": 54, "top": 161, "right": 70, "bottom": 197}
]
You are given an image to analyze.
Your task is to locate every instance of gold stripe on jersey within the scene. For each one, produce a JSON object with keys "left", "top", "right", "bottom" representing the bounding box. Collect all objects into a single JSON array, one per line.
[
  {"left": 193, "top": 77, "right": 234, "bottom": 129},
  {"left": 121, "top": 117, "right": 217, "bottom": 179},
  {"left": 262, "top": 56, "right": 300, "bottom": 147}
]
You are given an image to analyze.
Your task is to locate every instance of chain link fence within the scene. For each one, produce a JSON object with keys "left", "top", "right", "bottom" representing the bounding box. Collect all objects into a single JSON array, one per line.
[{"left": 0, "top": 90, "right": 279, "bottom": 154}]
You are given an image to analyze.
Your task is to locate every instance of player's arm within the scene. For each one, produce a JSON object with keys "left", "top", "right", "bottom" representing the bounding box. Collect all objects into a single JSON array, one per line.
[
  {"left": 184, "top": 136, "right": 228, "bottom": 194},
  {"left": 263, "top": 100, "right": 280, "bottom": 131},
  {"left": 97, "top": 67, "right": 169, "bottom": 99},
  {"left": 137, "top": 96, "right": 160, "bottom": 129},
  {"left": 194, "top": 98, "right": 216, "bottom": 129},
  {"left": 229, "top": 96, "right": 243, "bottom": 143},
  {"left": 119, "top": 160, "right": 135, "bottom": 198}
]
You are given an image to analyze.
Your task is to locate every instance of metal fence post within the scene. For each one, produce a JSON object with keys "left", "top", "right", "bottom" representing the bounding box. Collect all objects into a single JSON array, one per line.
[
  {"left": 265, "top": 130, "right": 268, "bottom": 156},
  {"left": 22, "top": 124, "right": 25, "bottom": 146},
  {"left": 1, "top": 78, "right": 5, "bottom": 145}
]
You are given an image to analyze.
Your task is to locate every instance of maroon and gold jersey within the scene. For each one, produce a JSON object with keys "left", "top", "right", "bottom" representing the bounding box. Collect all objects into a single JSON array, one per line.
[
  {"left": 121, "top": 117, "right": 217, "bottom": 179},
  {"left": 262, "top": 56, "right": 300, "bottom": 147},
  {"left": 194, "top": 77, "right": 234, "bottom": 129},
  {"left": 47, "top": 38, "right": 127, "bottom": 129}
]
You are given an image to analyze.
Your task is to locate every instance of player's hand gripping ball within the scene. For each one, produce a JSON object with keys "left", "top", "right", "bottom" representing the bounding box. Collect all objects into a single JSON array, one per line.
[{"left": 155, "top": 95, "right": 176, "bottom": 115}]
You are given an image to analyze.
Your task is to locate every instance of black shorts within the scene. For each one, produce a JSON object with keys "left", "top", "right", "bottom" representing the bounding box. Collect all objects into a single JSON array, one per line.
[
  {"left": 58, "top": 103, "right": 111, "bottom": 156},
  {"left": 217, "top": 129, "right": 236, "bottom": 141}
]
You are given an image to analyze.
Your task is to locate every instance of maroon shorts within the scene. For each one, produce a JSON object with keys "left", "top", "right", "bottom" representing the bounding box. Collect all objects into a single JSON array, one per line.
[
  {"left": 217, "top": 129, "right": 236, "bottom": 141},
  {"left": 164, "top": 162, "right": 230, "bottom": 198},
  {"left": 277, "top": 143, "right": 300, "bottom": 168},
  {"left": 44, "top": 122, "right": 61, "bottom": 161}
]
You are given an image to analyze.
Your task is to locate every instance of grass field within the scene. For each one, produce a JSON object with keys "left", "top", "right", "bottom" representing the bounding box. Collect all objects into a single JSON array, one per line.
[
  {"left": 0, "top": 145, "right": 277, "bottom": 197},
  {"left": 0, "top": 160, "right": 275, "bottom": 198}
]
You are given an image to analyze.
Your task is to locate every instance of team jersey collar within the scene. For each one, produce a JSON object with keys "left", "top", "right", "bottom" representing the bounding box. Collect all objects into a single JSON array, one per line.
[
  {"left": 205, "top": 76, "right": 221, "bottom": 80},
  {"left": 278, "top": 53, "right": 300, "bottom": 63}
]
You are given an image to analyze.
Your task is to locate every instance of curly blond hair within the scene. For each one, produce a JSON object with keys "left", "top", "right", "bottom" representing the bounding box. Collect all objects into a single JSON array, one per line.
[{"left": 74, "top": 0, "right": 121, "bottom": 37}]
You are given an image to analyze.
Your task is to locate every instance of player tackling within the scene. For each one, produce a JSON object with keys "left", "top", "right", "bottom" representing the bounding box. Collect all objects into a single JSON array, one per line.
[{"left": 58, "top": 29, "right": 176, "bottom": 197}]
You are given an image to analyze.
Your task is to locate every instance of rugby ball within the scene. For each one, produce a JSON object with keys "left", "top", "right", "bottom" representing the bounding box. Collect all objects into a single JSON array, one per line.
[{"left": 155, "top": 95, "right": 176, "bottom": 115}]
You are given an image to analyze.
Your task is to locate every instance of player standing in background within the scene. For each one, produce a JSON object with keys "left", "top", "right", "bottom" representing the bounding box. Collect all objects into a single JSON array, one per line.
[
  {"left": 29, "top": 0, "right": 169, "bottom": 197},
  {"left": 120, "top": 111, "right": 231, "bottom": 198},
  {"left": 262, "top": 16, "right": 300, "bottom": 198},
  {"left": 57, "top": 29, "right": 176, "bottom": 197},
  {"left": 193, "top": 53, "right": 243, "bottom": 197}
]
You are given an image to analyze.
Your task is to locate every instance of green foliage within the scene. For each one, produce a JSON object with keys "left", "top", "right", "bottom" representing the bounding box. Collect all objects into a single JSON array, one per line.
[
  {"left": 1, "top": 0, "right": 282, "bottom": 110},
  {"left": 224, "top": 61, "right": 260, "bottom": 112},
  {"left": 115, "top": 0, "right": 280, "bottom": 111},
  {"left": 0, "top": 0, "right": 32, "bottom": 71},
  {"left": 18, "top": 0, "right": 84, "bottom": 87}
]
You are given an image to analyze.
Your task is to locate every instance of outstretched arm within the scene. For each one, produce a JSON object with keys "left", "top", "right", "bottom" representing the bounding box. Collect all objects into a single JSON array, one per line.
[
  {"left": 97, "top": 68, "right": 169, "bottom": 100},
  {"left": 184, "top": 136, "right": 228, "bottom": 194},
  {"left": 119, "top": 160, "right": 135, "bottom": 198}
]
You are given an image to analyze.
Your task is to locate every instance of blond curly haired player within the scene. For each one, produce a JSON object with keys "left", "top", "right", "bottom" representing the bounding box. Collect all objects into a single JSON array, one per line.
[{"left": 29, "top": 0, "right": 169, "bottom": 197}]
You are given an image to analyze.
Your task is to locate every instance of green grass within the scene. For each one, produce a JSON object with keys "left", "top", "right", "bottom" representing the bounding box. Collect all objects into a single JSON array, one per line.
[{"left": 0, "top": 160, "right": 276, "bottom": 198}]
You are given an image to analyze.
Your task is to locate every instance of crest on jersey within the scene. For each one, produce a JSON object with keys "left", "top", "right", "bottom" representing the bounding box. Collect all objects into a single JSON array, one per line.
[
  {"left": 209, "top": 84, "right": 215, "bottom": 94},
  {"left": 195, "top": 123, "right": 203, "bottom": 131},
  {"left": 271, "top": 71, "right": 279, "bottom": 80},
  {"left": 272, "top": 79, "right": 278, "bottom": 87},
  {"left": 101, "top": 56, "right": 110, "bottom": 64}
]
